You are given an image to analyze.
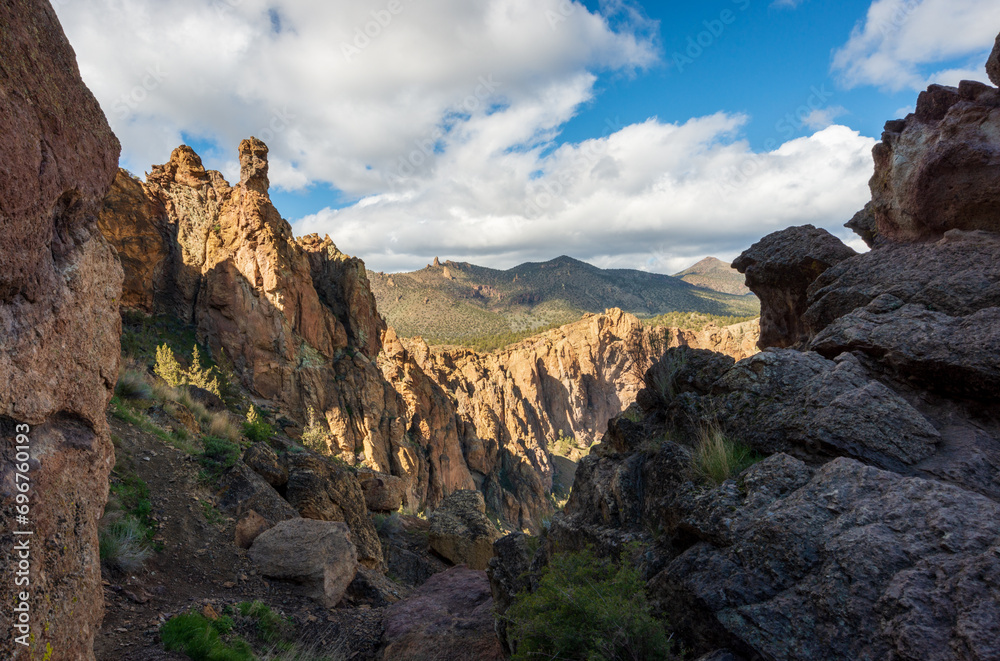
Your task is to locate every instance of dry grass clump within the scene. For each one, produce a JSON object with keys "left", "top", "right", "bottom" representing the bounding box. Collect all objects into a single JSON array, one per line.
[{"left": 692, "top": 424, "right": 762, "bottom": 485}]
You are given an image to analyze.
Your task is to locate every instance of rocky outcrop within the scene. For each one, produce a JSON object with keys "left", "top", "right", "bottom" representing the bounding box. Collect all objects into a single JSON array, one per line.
[
  {"left": 650, "top": 457, "right": 1000, "bottom": 660},
  {"left": 867, "top": 80, "right": 1000, "bottom": 243},
  {"left": 497, "top": 43, "right": 1000, "bottom": 660},
  {"left": 380, "top": 567, "right": 505, "bottom": 661},
  {"left": 427, "top": 490, "right": 502, "bottom": 570},
  {"left": 989, "top": 32, "right": 1000, "bottom": 87},
  {"left": 248, "top": 518, "right": 358, "bottom": 607},
  {"left": 0, "top": 2, "right": 122, "bottom": 659},
  {"left": 733, "top": 225, "right": 856, "bottom": 349},
  {"left": 97, "top": 171, "right": 169, "bottom": 312}
]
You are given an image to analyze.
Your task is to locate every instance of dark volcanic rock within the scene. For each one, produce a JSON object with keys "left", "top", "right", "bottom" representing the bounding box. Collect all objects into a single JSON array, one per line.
[
  {"left": 670, "top": 349, "right": 940, "bottom": 470},
  {"left": 428, "top": 490, "right": 501, "bottom": 570},
  {"left": 243, "top": 442, "right": 288, "bottom": 488},
  {"left": 1, "top": 2, "right": 122, "bottom": 659},
  {"left": 216, "top": 461, "right": 298, "bottom": 525},
  {"left": 811, "top": 298, "right": 1000, "bottom": 401},
  {"left": 804, "top": 230, "right": 1000, "bottom": 337},
  {"left": 733, "top": 226, "right": 856, "bottom": 349},
  {"left": 649, "top": 458, "right": 1000, "bottom": 661},
  {"left": 380, "top": 566, "right": 505, "bottom": 661},
  {"left": 989, "top": 31, "right": 1000, "bottom": 87}
]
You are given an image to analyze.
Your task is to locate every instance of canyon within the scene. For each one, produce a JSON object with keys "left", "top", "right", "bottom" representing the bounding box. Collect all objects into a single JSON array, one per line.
[{"left": 96, "top": 141, "right": 760, "bottom": 535}]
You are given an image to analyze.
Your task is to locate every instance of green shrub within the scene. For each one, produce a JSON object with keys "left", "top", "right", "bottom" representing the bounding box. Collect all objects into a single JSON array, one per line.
[
  {"left": 160, "top": 611, "right": 254, "bottom": 661},
  {"left": 692, "top": 425, "right": 762, "bottom": 485},
  {"left": 235, "top": 601, "right": 293, "bottom": 646},
  {"left": 301, "top": 406, "right": 329, "bottom": 453},
  {"left": 201, "top": 436, "right": 241, "bottom": 479},
  {"left": 242, "top": 405, "right": 274, "bottom": 443},
  {"left": 506, "top": 547, "right": 677, "bottom": 661}
]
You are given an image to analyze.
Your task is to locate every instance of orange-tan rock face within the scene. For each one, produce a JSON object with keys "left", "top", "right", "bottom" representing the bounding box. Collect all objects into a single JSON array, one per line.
[
  {"left": 1, "top": 1, "right": 123, "bottom": 659},
  {"left": 390, "top": 310, "right": 759, "bottom": 529},
  {"left": 98, "top": 140, "right": 758, "bottom": 532},
  {"left": 97, "top": 171, "right": 169, "bottom": 312}
]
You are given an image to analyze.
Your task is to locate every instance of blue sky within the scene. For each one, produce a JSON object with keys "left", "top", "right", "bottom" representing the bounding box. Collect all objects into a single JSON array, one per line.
[{"left": 56, "top": 0, "right": 1000, "bottom": 272}]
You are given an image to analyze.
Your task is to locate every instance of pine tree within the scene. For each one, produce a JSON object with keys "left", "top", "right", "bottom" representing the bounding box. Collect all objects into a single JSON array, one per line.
[{"left": 154, "top": 344, "right": 185, "bottom": 387}]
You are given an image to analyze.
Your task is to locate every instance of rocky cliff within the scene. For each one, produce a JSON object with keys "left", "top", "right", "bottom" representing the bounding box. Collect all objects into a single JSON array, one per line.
[
  {"left": 492, "top": 38, "right": 1000, "bottom": 661},
  {"left": 1, "top": 2, "right": 123, "bottom": 659},
  {"left": 99, "top": 143, "right": 759, "bottom": 533}
]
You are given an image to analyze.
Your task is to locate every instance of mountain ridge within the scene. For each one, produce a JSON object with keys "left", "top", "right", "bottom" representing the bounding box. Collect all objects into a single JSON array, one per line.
[{"left": 368, "top": 254, "right": 759, "bottom": 345}]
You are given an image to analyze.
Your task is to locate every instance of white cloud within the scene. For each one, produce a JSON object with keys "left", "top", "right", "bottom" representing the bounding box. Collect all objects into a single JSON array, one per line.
[
  {"left": 771, "top": 0, "right": 807, "bottom": 9},
  {"left": 801, "top": 105, "right": 849, "bottom": 130},
  {"left": 833, "top": 0, "right": 1000, "bottom": 91},
  {"left": 296, "top": 119, "right": 877, "bottom": 273},
  {"left": 55, "top": 0, "right": 875, "bottom": 275},
  {"left": 54, "top": 0, "right": 659, "bottom": 192}
]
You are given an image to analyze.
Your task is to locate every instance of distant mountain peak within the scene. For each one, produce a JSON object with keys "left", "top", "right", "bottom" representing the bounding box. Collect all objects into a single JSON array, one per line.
[{"left": 674, "top": 256, "right": 750, "bottom": 296}]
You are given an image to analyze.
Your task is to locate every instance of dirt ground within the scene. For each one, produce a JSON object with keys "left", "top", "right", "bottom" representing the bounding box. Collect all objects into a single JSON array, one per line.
[{"left": 95, "top": 416, "right": 387, "bottom": 661}]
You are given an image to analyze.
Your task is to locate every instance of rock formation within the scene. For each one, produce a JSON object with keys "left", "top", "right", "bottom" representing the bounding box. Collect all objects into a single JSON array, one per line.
[
  {"left": 98, "top": 144, "right": 760, "bottom": 533},
  {"left": 427, "top": 490, "right": 502, "bottom": 570},
  {"left": 1, "top": 2, "right": 123, "bottom": 659},
  {"left": 380, "top": 567, "right": 505, "bottom": 661},
  {"left": 248, "top": 518, "right": 358, "bottom": 607},
  {"left": 492, "top": 40, "right": 1000, "bottom": 660}
]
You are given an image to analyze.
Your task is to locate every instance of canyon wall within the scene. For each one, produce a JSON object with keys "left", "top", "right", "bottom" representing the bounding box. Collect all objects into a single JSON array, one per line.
[
  {"left": 98, "top": 143, "right": 758, "bottom": 531},
  {"left": 1, "top": 2, "right": 123, "bottom": 659}
]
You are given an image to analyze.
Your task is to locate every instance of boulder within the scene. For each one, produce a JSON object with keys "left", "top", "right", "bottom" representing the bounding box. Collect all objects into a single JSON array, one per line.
[
  {"left": 284, "top": 453, "right": 384, "bottom": 569},
  {"left": 359, "top": 470, "right": 406, "bottom": 512},
  {"left": 215, "top": 461, "right": 298, "bottom": 525},
  {"left": 648, "top": 458, "right": 1000, "bottom": 660},
  {"left": 1, "top": 1, "right": 122, "bottom": 658},
  {"left": 428, "top": 490, "right": 502, "bottom": 570},
  {"left": 249, "top": 518, "right": 358, "bottom": 607},
  {"left": 243, "top": 442, "right": 288, "bottom": 488},
  {"left": 234, "top": 510, "right": 271, "bottom": 549},
  {"left": 380, "top": 567, "right": 505, "bottom": 661},
  {"left": 669, "top": 349, "right": 940, "bottom": 470},
  {"left": 185, "top": 385, "right": 226, "bottom": 413},
  {"left": 733, "top": 226, "right": 856, "bottom": 349}
]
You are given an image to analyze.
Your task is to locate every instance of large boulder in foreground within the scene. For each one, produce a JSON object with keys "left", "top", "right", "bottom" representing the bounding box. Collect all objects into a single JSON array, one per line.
[
  {"left": 380, "top": 566, "right": 505, "bottom": 661},
  {"left": 284, "top": 452, "right": 384, "bottom": 570},
  {"left": 249, "top": 518, "right": 358, "bottom": 607},
  {"left": 733, "top": 226, "right": 855, "bottom": 349},
  {"left": 0, "top": 1, "right": 122, "bottom": 659},
  {"left": 650, "top": 457, "right": 1000, "bottom": 660},
  {"left": 428, "top": 490, "right": 502, "bottom": 570}
]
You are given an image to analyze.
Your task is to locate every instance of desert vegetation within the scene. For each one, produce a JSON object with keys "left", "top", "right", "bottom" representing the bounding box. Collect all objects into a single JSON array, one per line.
[{"left": 505, "top": 546, "right": 678, "bottom": 661}]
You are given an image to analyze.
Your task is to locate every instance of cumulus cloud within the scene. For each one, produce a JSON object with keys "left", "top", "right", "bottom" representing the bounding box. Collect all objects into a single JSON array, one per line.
[
  {"left": 833, "top": 0, "right": 1000, "bottom": 91},
  {"left": 55, "top": 0, "right": 875, "bottom": 274},
  {"left": 297, "top": 118, "right": 877, "bottom": 273},
  {"left": 55, "top": 0, "right": 658, "bottom": 192}
]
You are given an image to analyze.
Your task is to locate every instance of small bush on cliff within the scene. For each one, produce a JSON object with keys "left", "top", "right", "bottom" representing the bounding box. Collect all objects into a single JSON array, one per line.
[
  {"left": 99, "top": 512, "right": 152, "bottom": 574},
  {"left": 115, "top": 366, "right": 153, "bottom": 401},
  {"left": 301, "top": 406, "right": 330, "bottom": 453},
  {"left": 506, "top": 547, "right": 676, "bottom": 661},
  {"left": 693, "top": 424, "right": 762, "bottom": 485},
  {"left": 243, "top": 405, "right": 274, "bottom": 443},
  {"left": 155, "top": 343, "right": 187, "bottom": 387}
]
